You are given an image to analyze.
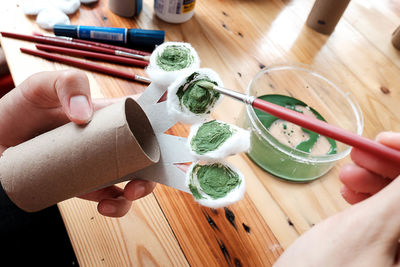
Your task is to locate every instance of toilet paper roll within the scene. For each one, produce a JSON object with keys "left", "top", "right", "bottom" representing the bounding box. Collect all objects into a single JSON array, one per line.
[
  {"left": 306, "top": 0, "right": 351, "bottom": 35},
  {"left": 109, "top": 0, "right": 139, "bottom": 17},
  {"left": 0, "top": 98, "right": 160, "bottom": 212},
  {"left": 392, "top": 26, "right": 400, "bottom": 50}
]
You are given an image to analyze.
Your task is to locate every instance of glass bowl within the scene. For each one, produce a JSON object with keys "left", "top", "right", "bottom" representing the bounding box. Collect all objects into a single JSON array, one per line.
[{"left": 242, "top": 63, "right": 364, "bottom": 182}]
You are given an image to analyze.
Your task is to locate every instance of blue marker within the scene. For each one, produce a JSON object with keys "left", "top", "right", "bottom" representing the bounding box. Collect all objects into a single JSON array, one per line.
[{"left": 53, "top": 24, "right": 164, "bottom": 48}]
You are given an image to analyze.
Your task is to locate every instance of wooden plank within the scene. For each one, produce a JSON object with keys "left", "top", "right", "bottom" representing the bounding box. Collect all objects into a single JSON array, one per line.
[{"left": 59, "top": 195, "right": 188, "bottom": 266}]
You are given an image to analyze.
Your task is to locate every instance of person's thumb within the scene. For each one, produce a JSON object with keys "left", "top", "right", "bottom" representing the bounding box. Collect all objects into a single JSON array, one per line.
[{"left": 54, "top": 70, "right": 93, "bottom": 124}]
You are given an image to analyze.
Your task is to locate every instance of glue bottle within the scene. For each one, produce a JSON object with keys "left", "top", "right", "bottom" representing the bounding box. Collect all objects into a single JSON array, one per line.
[{"left": 154, "top": 0, "right": 196, "bottom": 23}]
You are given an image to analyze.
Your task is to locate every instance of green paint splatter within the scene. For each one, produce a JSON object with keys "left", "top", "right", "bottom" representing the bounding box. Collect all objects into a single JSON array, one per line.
[
  {"left": 176, "top": 72, "right": 220, "bottom": 114},
  {"left": 189, "top": 163, "right": 241, "bottom": 200},
  {"left": 190, "top": 120, "right": 233, "bottom": 155},
  {"left": 156, "top": 45, "right": 194, "bottom": 71},
  {"left": 254, "top": 94, "right": 337, "bottom": 154}
]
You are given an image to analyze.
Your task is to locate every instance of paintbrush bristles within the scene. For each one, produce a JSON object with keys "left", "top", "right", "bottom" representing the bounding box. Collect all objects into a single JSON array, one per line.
[{"left": 197, "top": 80, "right": 216, "bottom": 90}]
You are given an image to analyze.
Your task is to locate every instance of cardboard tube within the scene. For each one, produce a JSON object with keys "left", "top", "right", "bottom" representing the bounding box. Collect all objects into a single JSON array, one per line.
[
  {"left": 306, "top": 0, "right": 351, "bottom": 35},
  {"left": 109, "top": 0, "right": 138, "bottom": 17},
  {"left": 0, "top": 98, "right": 160, "bottom": 212},
  {"left": 392, "top": 26, "right": 400, "bottom": 50}
]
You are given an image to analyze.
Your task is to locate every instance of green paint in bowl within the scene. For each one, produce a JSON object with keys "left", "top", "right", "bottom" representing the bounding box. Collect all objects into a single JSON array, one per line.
[{"left": 242, "top": 64, "right": 364, "bottom": 182}]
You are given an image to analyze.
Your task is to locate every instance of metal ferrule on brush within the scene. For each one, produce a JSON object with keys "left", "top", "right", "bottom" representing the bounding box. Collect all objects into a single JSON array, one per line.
[
  {"left": 115, "top": 50, "right": 149, "bottom": 61},
  {"left": 212, "top": 86, "right": 255, "bottom": 105},
  {"left": 135, "top": 75, "right": 152, "bottom": 84}
]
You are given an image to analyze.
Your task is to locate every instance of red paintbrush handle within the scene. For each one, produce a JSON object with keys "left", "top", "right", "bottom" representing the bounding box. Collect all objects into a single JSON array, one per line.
[
  {"left": 252, "top": 98, "right": 400, "bottom": 164},
  {"left": 32, "top": 32, "right": 151, "bottom": 56},
  {"left": 36, "top": 44, "right": 148, "bottom": 68},
  {"left": 2, "top": 31, "right": 116, "bottom": 55},
  {"left": 72, "top": 39, "right": 152, "bottom": 56},
  {"left": 20, "top": 48, "right": 149, "bottom": 84}
]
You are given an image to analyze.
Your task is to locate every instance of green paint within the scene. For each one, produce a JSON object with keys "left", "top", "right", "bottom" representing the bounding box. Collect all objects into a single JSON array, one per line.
[
  {"left": 190, "top": 120, "right": 233, "bottom": 155},
  {"left": 254, "top": 94, "right": 337, "bottom": 154},
  {"left": 188, "top": 183, "right": 203, "bottom": 199},
  {"left": 156, "top": 45, "right": 194, "bottom": 71},
  {"left": 242, "top": 94, "right": 339, "bottom": 182},
  {"left": 176, "top": 72, "right": 220, "bottom": 114},
  {"left": 189, "top": 163, "right": 241, "bottom": 200}
]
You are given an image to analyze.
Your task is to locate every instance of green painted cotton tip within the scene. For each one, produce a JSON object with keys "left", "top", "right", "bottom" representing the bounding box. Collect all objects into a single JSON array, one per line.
[
  {"left": 176, "top": 73, "right": 220, "bottom": 114},
  {"left": 188, "top": 120, "right": 250, "bottom": 160},
  {"left": 167, "top": 68, "right": 224, "bottom": 124},
  {"left": 186, "top": 161, "right": 246, "bottom": 208},
  {"left": 190, "top": 120, "right": 233, "bottom": 155},
  {"left": 156, "top": 45, "right": 194, "bottom": 71}
]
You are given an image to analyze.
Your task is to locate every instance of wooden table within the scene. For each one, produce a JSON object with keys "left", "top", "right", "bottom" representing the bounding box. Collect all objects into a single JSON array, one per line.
[{"left": 1, "top": 0, "right": 400, "bottom": 266}]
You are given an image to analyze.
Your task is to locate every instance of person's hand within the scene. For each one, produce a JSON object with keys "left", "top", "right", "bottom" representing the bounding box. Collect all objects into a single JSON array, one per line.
[
  {"left": 274, "top": 132, "right": 400, "bottom": 266},
  {"left": 0, "top": 70, "right": 156, "bottom": 217},
  {"left": 339, "top": 131, "right": 400, "bottom": 204}
]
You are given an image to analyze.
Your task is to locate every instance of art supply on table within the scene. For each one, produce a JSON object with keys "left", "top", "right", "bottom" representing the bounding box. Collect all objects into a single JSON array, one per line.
[
  {"left": 33, "top": 31, "right": 151, "bottom": 58},
  {"left": 36, "top": 44, "right": 149, "bottom": 67},
  {"left": 199, "top": 82, "right": 399, "bottom": 163},
  {"left": 392, "top": 26, "right": 400, "bottom": 50},
  {"left": 167, "top": 68, "right": 223, "bottom": 124},
  {"left": 20, "top": 48, "right": 151, "bottom": 84},
  {"left": 188, "top": 120, "right": 250, "bottom": 160},
  {"left": 22, "top": 0, "right": 79, "bottom": 29},
  {"left": 154, "top": 0, "right": 196, "bottom": 23},
  {"left": 35, "top": 6, "right": 70, "bottom": 30},
  {"left": 53, "top": 24, "right": 164, "bottom": 49},
  {"left": 146, "top": 42, "right": 200, "bottom": 86},
  {"left": 109, "top": 0, "right": 142, "bottom": 17},
  {"left": 306, "top": 0, "right": 351, "bottom": 34},
  {"left": 1, "top": 31, "right": 150, "bottom": 61},
  {"left": 0, "top": 98, "right": 160, "bottom": 212}
]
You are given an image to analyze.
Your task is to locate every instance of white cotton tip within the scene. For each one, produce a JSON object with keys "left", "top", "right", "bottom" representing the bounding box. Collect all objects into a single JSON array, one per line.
[
  {"left": 188, "top": 120, "right": 250, "bottom": 160},
  {"left": 166, "top": 68, "right": 223, "bottom": 124},
  {"left": 80, "top": 0, "right": 98, "bottom": 4},
  {"left": 55, "top": 0, "right": 81, "bottom": 14},
  {"left": 36, "top": 7, "right": 70, "bottom": 30},
  {"left": 146, "top": 42, "right": 200, "bottom": 87},
  {"left": 186, "top": 161, "right": 245, "bottom": 208},
  {"left": 22, "top": 0, "right": 48, "bottom": 15}
]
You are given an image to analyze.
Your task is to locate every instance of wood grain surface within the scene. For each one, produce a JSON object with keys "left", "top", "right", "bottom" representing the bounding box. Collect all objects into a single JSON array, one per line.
[{"left": 1, "top": 0, "right": 400, "bottom": 266}]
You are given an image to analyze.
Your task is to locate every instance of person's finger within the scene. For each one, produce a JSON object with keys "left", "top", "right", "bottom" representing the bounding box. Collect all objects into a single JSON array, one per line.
[
  {"left": 97, "top": 196, "right": 132, "bottom": 217},
  {"left": 340, "top": 185, "right": 370, "bottom": 204},
  {"left": 92, "top": 97, "right": 125, "bottom": 111},
  {"left": 376, "top": 131, "right": 400, "bottom": 150},
  {"left": 351, "top": 148, "right": 400, "bottom": 179},
  {"left": 123, "top": 180, "right": 156, "bottom": 201},
  {"left": 53, "top": 70, "right": 93, "bottom": 124},
  {"left": 339, "top": 164, "right": 392, "bottom": 194},
  {"left": 79, "top": 185, "right": 124, "bottom": 202}
]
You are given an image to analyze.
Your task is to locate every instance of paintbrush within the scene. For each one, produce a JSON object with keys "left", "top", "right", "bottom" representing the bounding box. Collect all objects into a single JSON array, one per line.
[
  {"left": 198, "top": 81, "right": 400, "bottom": 164},
  {"left": 21, "top": 48, "right": 151, "bottom": 84},
  {"left": 36, "top": 44, "right": 149, "bottom": 68},
  {"left": 1, "top": 32, "right": 150, "bottom": 62}
]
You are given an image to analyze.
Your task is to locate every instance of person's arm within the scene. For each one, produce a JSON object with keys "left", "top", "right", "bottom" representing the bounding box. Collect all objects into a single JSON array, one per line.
[{"left": 0, "top": 70, "right": 155, "bottom": 217}]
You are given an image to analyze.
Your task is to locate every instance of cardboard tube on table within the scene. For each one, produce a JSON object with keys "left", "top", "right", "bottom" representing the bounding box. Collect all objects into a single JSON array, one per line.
[
  {"left": 392, "top": 26, "right": 400, "bottom": 50},
  {"left": 0, "top": 98, "right": 160, "bottom": 212},
  {"left": 306, "top": 0, "right": 351, "bottom": 35}
]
